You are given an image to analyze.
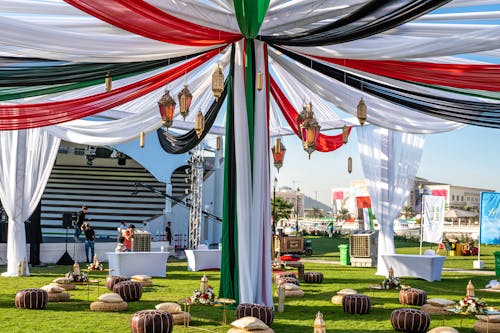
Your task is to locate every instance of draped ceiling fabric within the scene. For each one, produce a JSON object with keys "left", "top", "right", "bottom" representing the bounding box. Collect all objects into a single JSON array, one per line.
[{"left": 0, "top": 0, "right": 499, "bottom": 306}]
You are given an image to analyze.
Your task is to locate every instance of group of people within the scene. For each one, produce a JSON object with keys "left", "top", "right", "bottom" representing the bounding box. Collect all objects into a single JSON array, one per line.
[{"left": 72, "top": 205, "right": 173, "bottom": 259}]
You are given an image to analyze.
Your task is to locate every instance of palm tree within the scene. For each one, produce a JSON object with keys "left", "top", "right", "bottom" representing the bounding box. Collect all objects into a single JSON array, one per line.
[
  {"left": 336, "top": 208, "right": 350, "bottom": 222},
  {"left": 311, "top": 207, "right": 323, "bottom": 220},
  {"left": 401, "top": 205, "right": 414, "bottom": 219},
  {"left": 271, "top": 196, "right": 294, "bottom": 224}
]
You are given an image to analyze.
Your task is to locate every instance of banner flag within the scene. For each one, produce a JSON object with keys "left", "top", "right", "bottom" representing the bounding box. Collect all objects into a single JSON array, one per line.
[
  {"left": 356, "top": 196, "right": 372, "bottom": 209},
  {"left": 422, "top": 195, "right": 445, "bottom": 244},
  {"left": 480, "top": 192, "right": 500, "bottom": 245}
]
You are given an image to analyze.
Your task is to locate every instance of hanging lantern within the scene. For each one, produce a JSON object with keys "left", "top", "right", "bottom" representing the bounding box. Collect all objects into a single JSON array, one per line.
[
  {"left": 313, "top": 311, "right": 326, "bottom": 333},
  {"left": 212, "top": 65, "right": 224, "bottom": 101},
  {"left": 271, "top": 138, "right": 286, "bottom": 172},
  {"left": 200, "top": 274, "right": 209, "bottom": 294},
  {"left": 342, "top": 125, "right": 349, "bottom": 144},
  {"left": 139, "top": 132, "right": 145, "bottom": 148},
  {"left": 299, "top": 102, "right": 321, "bottom": 159},
  {"left": 216, "top": 136, "right": 221, "bottom": 151},
  {"left": 296, "top": 104, "right": 308, "bottom": 131},
  {"left": 256, "top": 71, "right": 263, "bottom": 91},
  {"left": 158, "top": 90, "right": 176, "bottom": 129},
  {"left": 178, "top": 85, "right": 193, "bottom": 120},
  {"left": 357, "top": 97, "right": 367, "bottom": 126},
  {"left": 194, "top": 110, "right": 205, "bottom": 139},
  {"left": 347, "top": 157, "right": 352, "bottom": 174},
  {"left": 104, "top": 71, "right": 112, "bottom": 92}
]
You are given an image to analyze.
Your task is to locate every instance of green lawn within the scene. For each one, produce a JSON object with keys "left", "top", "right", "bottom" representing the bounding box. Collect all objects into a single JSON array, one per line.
[{"left": 0, "top": 239, "right": 498, "bottom": 333}]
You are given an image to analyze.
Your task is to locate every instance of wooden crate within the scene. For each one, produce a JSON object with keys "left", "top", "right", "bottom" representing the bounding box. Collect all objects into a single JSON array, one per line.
[{"left": 279, "top": 236, "right": 304, "bottom": 254}]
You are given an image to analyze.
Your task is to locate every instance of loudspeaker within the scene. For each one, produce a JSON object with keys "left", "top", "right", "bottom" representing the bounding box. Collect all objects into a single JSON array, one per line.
[{"left": 62, "top": 213, "right": 73, "bottom": 228}]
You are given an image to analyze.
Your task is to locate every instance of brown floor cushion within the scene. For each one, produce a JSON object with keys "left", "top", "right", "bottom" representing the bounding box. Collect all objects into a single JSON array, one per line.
[
  {"left": 47, "top": 292, "right": 70, "bottom": 302},
  {"left": 106, "top": 276, "right": 130, "bottom": 291},
  {"left": 427, "top": 327, "right": 459, "bottom": 333},
  {"left": 303, "top": 272, "right": 323, "bottom": 283},
  {"left": 473, "top": 321, "right": 500, "bottom": 333},
  {"left": 342, "top": 294, "right": 371, "bottom": 314},
  {"left": 132, "top": 279, "right": 153, "bottom": 287},
  {"left": 236, "top": 303, "right": 274, "bottom": 326},
  {"left": 331, "top": 295, "right": 344, "bottom": 305},
  {"left": 172, "top": 311, "right": 191, "bottom": 325},
  {"left": 421, "top": 304, "right": 454, "bottom": 316},
  {"left": 228, "top": 328, "right": 274, "bottom": 333},
  {"left": 399, "top": 288, "right": 427, "bottom": 306},
  {"left": 50, "top": 282, "right": 76, "bottom": 290},
  {"left": 90, "top": 301, "right": 128, "bottom": 312},
  {"left": 274, "top": 289, "right": 304, "bottom": 297},
  {"left": 130, "top": 310, "right": 174, "bottom": 333},
  {"left": 276, "top": 276, "right": 300, "bottom": 286},
  {"left": 274, "top": 272, "right": 296, "bottom": 284},
  {"left": 113, "top": 281, "right": 143, "bottom": 302},
  {"left": 15, "top": 288, "right": 48, "bottom": 309},
  {"left": 391, "top": 308, "right": 430, "bottom": 333}
]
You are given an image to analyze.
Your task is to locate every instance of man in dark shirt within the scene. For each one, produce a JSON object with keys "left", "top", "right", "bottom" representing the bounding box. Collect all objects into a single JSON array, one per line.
[
  {"left": 165, "top": 221, "right": 172, "bottom": 246},
  {"left": 82, "top": 222, "right": 95, "bottom": 263},
  {"left": 74, "top": 206, "right": 87, "bottom": 241}
]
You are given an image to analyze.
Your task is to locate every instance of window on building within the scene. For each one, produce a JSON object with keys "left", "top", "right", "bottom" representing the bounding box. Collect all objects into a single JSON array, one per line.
[
  {"left": 452, "top": 195, "right": 455, "bottom": 201},
  {"left": 461, "top": 196, "right": 464, "bottom": 201}
]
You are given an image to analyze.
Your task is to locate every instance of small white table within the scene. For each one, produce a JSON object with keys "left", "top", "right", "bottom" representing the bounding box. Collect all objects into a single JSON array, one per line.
[
  {"left": 381, "top": 254, "right": 446, "bottom": 282},
  {"left": 185, "top": 249, "right": 221, "bottom": 271},
  {"left": 106, "top": 252, "right": 169, "bottom": 277}
]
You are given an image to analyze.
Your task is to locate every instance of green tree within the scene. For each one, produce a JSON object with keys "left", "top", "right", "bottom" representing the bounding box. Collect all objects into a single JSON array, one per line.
[
  {"left": 401, "top": 205, "right": 414, "bottom": 219},
  {"left": 271, "top": 196, "right": 294, "bottom": 224},
  {"left": 336, "top": 208, "right": 350, "bottom": 222},
  {"left": 307, "top": 207, "right": 323, "bottom": 220}
]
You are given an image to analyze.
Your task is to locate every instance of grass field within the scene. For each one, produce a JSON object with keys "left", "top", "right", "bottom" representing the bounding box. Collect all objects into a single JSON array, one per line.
[{"left": 0, "top": 237, "right": 498, "bottom": 333}]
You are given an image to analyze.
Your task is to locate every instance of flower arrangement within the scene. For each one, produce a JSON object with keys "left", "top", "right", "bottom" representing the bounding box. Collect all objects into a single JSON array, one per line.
[
  {"left": 87, "top": 255, "right": 103, "bottom": 271},
  {"left": 190, "top": 285, "right": 215, "bottom": 305},
  {"left": 452, "top": 296, "right": 488, "bottom": 314},
  {"left": 381, "top": 276, "right": 400, "bottom": 289},
  {"left": 65, "top": 271, "right": 88, "bottom": 283}
]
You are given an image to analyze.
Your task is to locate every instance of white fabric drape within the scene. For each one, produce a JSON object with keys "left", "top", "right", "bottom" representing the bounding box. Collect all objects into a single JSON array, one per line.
[
  {"left": 269, "top": 50, "right": 464, "bottom": 133},
  {"left": 0, "top": 128, "right": 60, "bottom": 276},
  {"left": 357, "top": 125, "right": 425, "bottom": 275}
]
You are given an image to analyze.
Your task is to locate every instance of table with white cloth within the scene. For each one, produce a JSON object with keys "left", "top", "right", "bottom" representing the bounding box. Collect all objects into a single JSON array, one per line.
[
  {"left": 381, "top": 254, "right": 446, "bottom": 282},
  {"left": 185, "top": 249, "right": 221, "bottom": 271},
  {"left": 106, "top": 252, "right": 169, "bottom": 277}
]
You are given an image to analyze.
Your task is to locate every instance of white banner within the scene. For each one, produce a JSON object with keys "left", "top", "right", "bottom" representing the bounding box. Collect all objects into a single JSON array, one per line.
[{"left": 422, "top": 195, "right": 445, "bottom": 244}]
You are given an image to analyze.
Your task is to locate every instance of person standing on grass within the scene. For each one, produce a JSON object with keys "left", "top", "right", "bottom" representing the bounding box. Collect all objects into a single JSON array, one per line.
[
  {"left": 165, "top": 221, "right": 172, "bottom": 247},
  {"left": 82, "top": 222, "right": 95, "bottom": 263},
  {"left": 74, "top": 206, "right": 88, "bottom": 241}
]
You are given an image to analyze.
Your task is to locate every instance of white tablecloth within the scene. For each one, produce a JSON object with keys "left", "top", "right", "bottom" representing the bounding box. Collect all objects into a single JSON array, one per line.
[
  {"left": 106, "top": 252, "right": 169, "bottom": 277},
  {"left": 381, "top": 254, "right": 446, "bottom": 282},
  {"left": 185, "top": 249, "right": 221, "bottom": 271}
]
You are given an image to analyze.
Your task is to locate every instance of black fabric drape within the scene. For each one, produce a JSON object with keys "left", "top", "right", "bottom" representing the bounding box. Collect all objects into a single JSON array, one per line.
[
  {"left": 273, "top": 45, "right": 500, "bottom": 128},
  {"left": 156, "top": 80, "right": 228, "bottom": 154},
  {"left": 262, "top": 0, "right": 450, "bottom": 46},
  {"left": 0, "top": 53, "right": 202, "bottom": 86}
]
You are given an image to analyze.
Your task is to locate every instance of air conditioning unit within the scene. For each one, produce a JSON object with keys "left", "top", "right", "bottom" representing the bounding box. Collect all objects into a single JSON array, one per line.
[
  {"left": 132, "top": 230, "right": 152, "bottom": 252},
  {"left": 349, "top": 230, "right": 378, "bottom": 267}
]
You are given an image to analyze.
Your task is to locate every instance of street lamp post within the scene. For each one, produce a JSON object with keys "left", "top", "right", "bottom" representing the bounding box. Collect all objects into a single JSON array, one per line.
[
  {"left": 419, "top": 183, "right": 424, "bottom": 255},
  {"left": 296, "top": 187, "right": 300, "bottom": 233}
]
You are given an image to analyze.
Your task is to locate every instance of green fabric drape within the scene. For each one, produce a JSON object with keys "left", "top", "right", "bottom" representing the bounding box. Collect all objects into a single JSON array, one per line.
[
  {"left": 245, "top": 39, "right": 255, "bottom": 167},
  {"left": 233, "top": 0, "right": 270, "bottom": 38}
]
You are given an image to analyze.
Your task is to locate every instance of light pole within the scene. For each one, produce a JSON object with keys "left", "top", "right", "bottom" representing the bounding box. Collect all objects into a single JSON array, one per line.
[
  {"left": 296, "top": 187, "right": 300, "bottom": 233},
  {"left": 419, "top": 183, "right": 424, "bottom": 255}
]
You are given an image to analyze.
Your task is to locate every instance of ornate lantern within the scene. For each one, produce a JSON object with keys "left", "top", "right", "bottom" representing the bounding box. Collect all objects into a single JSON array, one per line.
[
  {"left": 296, "top": 104, "right": 308, "bottom": 130},
  {"left": 466, "top": 280, "right": 475, "bottom": 297},
  {"left": 178, "top": 85, "right": 192, "bottom": 120},
  {"left": 158, "top": 90, "right": 176, "bottom": 129},
  {"left": 139, "top": 132, "right": 145, "bottom": 148},
  {"left": 271, "top": 138, "right": 286, "bottom": 172},
  {"left": 256, "top": 71, "right": 263, "bottom": 91},
  {"left": 216, "top": 136, "right": 221, "bottom": 151},
  {"left": 194, "top": 110, "right": 205, "bottom": 139},
  {"left": 314, "top": 311, "right": 326, "bottom": 333},
  {"left": 299, "top": 102, "right": 321, "bottom": 159},
  {"left": 347, "top": 157, "right": 352, "bottom": 174},
  {"left": 357, "top": 97, "right": 367, "bottom": 126},
  {"left": 104, "top": 71, "right": 112, "bottom": 92},
  {"left": 200, "top": 274, "right": 209, "bottom": 294},
  {"left": 342, "top": 125, "right": 349, "bottom": 144},
  {"left": 212, "top": 65, "right": 224, "bottom": 101}
]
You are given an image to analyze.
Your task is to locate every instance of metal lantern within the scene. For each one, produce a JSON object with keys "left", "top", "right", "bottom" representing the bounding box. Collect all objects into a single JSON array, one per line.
[
  {"left": 296, "top": 104, "right": 308, "bottom": 129},
  {"left": 357, "top": 97, "right": 367, "bottom": 126},
  {"left": 216, "top": 136, "right": 221, "bottom": 151},
  {"left": 466, "top": 280, "right": 475, "bottom": 297},
  {"left": 139, "top": 131, "right": 145, "bottom": 148},
  {"left": 158, "top": 90, "right": 176, "bottom": 128},
  {"left": 348, "top": 157, "right": 352, "bottom": 174},
  {"left": 212, "top": 65, "right": 224, "bottom": 101},
  {"left": 314, "top": 311, "right": 326, "bottom": 333},
  {"left": 194, "top": 110, "right": 205, "bottom": 139},
  {"left": 104, "top": 71, "right": 112, "bottom": 92},
  {"left": 158, "top": 90, "right": 176, "bottom": 129},
  {"left": 271, "top": 137, "right": 286, "bottom": 172},
  {"left": 256, "top": 71, "right": 263, "bottom": 91},
  {"left": 342, "top": 125, "right": 349, "bottom": 144},
  {"left": 178, "top": 85, "right": 193, "bottom": 120},
  {"left": 200, "top": 274, "right": 209, "bottom": 294},
  {"left": 299, "top": 102, "right": 321, "bottom": 159}
]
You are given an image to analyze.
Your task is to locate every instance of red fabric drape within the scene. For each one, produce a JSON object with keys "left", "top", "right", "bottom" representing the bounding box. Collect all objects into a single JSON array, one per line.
[
  {"left": 269, "top": 76, "right": 350, "bottom": 152},
  {"left": 0, "top": 48, "right": 221, "bottom": 130},
  {"left": 65, "top": 0, "right": 241, "bottom": 46},
  {"left": 307, "top": 54, "right": 500, "bottom": 91}
]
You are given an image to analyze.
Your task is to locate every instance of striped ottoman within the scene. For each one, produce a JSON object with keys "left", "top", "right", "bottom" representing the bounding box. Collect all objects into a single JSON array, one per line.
[
  {"left": 236, "top": 303, "right": 274, "bottom": 326},
  {"left": 391, "top": 308, "right": 430, "bottom": 333},
  {"left": 106, "top": 275, "right": 130, "bottom": 291},
  {"left": 276, "top": 276, "right": 300, "bottom": 286},
  {"left": 274, "top": 272, "right": 296, "bottom": 285},
  {"left": 342, "top": 294, "right": 371, "bottom": 314},
  {"left": 130, "top": 310, "right": 174, "bottom": 333},
  {"left": 399, "top": 288, "right": 427, "bottom": 306},
  {"left": 15, "top": 288, "right": 48, "bottom": 309},
  {"left": 303, "top": 272, "right": 323, "bottom": 283},
  {"left": 113, "top": 281, "right": 143, "bottom": 302}
]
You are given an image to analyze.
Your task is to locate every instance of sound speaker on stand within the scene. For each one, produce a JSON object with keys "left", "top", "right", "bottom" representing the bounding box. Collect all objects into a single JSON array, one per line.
[{"left": 57, "top": 213, "right": 74, "bottom": 265}]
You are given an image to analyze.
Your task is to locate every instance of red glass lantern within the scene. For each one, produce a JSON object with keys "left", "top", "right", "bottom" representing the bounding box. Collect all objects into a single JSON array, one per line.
[
  {"left": 299, "top": 102, "right": 321, "bottom": 159},
  {"left": 271, "top": 138, "right": 286, "bottom": 172},
  {"left": 158, "top": 90, "right": 176, "bottom": 129},
  {"left": 178, "top": 85, "right": 192, "bottom": 120}
]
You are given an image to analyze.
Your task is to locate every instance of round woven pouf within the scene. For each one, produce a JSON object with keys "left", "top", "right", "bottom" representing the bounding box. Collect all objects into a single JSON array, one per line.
[
  {"left": 276, "top": 276, "right": 300, "bottom": 286},
  {"left": 106, "top": 275, "right": 130, "bottom": 291},
  {"left": 113, "top": 281, "right": 143, "bottom": 302},
  {"left": 303, "top": 272, "right": 323, "bottom": 283},
  {"left": 342, "top": 294, "right": 371, "bottom": 314},
  {"left": 399, "top": 288, "right": 427, "bottom": 306},
  {"left": 130, "top": 310, "right": 174, "bottom": 333},
  {"left": 15, "top": 288, "right": 48, "bottom": 309},
  {"left": 274, "top": 272, "right": 296, "bottom": 285},
  {"left": 236, "top": 303, "right": 274, "bottom": 326},
  {"left": 473, "top": 321, "right": 500, "bottom": 333},
  {"left": 391, "top": 308, "right": 430, "bottom": 333}
]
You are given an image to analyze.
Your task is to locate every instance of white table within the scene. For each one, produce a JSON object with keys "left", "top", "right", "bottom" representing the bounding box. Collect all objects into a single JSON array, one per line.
[
  {"left": 106, "top": 252, "right": 169, "bottom": 277},
  {"left": 381, "top": 254, "right": 446, "bottom": 282},
  {"left": 185, "top": 249, "right": 221, "bottom": 271}
]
